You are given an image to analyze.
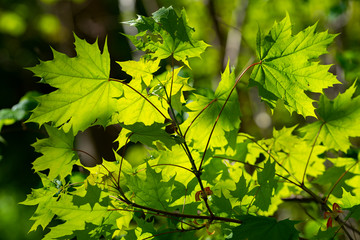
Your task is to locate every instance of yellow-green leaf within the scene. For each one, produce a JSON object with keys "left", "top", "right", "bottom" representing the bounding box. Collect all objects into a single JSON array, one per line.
[{"left": 27, "top": 35, "right": 123, "bottom": 134}]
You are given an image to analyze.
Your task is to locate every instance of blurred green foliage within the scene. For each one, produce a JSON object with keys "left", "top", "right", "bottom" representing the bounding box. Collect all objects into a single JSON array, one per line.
[{"left": 1, "top": 0, "right": 360, "bottom": 239}]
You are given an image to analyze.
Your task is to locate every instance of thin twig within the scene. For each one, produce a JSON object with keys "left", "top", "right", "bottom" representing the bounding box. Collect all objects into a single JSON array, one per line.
[
  {"left": 247, "top": 186, "right": 260, "bottom": 214},
  {"left": 100, "top": 163, "right": 119, "bottom": 189},
  {"left": 238, "top": 133, "right": 300, "bottom": 184},
  {"left": 302, "top": 122, "right": 325, "bottom": 185},
  {"left": 183, "top": 98, "right": 218, "bottom": 139},
  {"left": 181, "top": 188, "right": 188, "bottom": 230},
  {"left": 161, "top": 58, "right": 215, "bottom": 218},
  {"left": 324, "top": 160, "right": 358, "bottom": 204},
  {"left": 109, "top": 78, "right": 168, "bottom": 120},
  {"left": 213, "top": 156, "right": 301, "bottom": 187},
  {"left": 117, "top": 133, "right": 133, "bottom": 186},
  {"left": 107, "top": 203, "right": 199, "bottom": 229},
  {"left": 150, "top": 164, "right": 194, "bottom": 173},
  {"left": 110, "top": 201, "right": 242, "bottom": 224},
  {"left": 199, "top": 62, "right": 261, "bottom": 171},
  {"left": 73, "top": 148, "right": 99, "bottom": 164},
  {"left": 169, "top": 54, "right": 175, "bottom": 107}
]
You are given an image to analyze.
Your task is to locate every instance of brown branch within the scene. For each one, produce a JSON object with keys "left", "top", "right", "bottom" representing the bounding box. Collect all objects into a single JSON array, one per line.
[
  {"left": 115, "top": 201, "right": 242, "bottom": 224},
  {"left": 107, "top": 203, "right": 200, "bottom": 229}
]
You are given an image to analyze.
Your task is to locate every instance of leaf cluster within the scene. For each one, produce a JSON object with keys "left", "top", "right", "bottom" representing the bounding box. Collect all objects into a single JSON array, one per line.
[{"left": 22, "top": 6, "right": 360, "bottom": 240}]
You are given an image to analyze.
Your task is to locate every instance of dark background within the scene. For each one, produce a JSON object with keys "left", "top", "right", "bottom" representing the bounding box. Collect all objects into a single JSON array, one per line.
[{"left": 0, "top": 0, "right": 359, "bottom": 239}]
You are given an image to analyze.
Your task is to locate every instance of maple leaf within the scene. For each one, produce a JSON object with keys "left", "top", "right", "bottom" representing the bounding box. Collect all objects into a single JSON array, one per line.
[
  {"left": 312, "top": 166, "right": 355, "bottom": 198},
  {"left": 231, "top": 215, "right": 299, "bottom": 240},
  {"left": 180, "top": 62, "right": 240, "bottom": 150},
  {"left": 272, "top": 127, "right": 326, "bottom": 181},
  {"left": 330, "top": 188, "right": 360, "bottom": 209},
  {"left": 32, "top": 124, "right": 78, "bottom": 180},
  {"left": 211, "top": 192, "right": 234, "bottom": 218},
  {"left": 42, "top": 192, "right": 120, "bottom": 240},
  {"left": 315, "top": 227, "right": 338, "bottom": 240},
  {"left": 148, "top": 144, "right": 200, "bottom": 187},
  {"left": 27, "top": 35, "right": 123, "bottom": 134},
  {"left": 73, "top": 181, "right": 103, "bottom": 210},
  {"left": 253, "top": 160, "right": 277, "bottom": 211},
  {"left": 149, "top": 67, "right": 194, "bottom": 112},
  {"left": 125, "top": 164, "right": 175, "bottom": 210},
  {"left": 84, "top": 153, "right": 132, "bottom": 189},
  {"left": 114, "top": 80, "right": 169, "bottom": 126},
  {"left": 118, "top": 58, "right": 160, "bottom": 86},
  {"left": 20, "top": 173, "right": 59, "bottom": 232},
  {"left": 345, "top": 205, "right": 360, "bottom": 221},
  {"left": 151, "top": 31, "right": 209, "bottom": 68},
  {"left": 250, "top": 14, "right": 339, "bottom": 117},
  {"left": 300, "top": 81, "right": 360, "bottom": 152},
  {"left": 125, "top": 6, "right": 209, "bottom": 67},
  {"left": 230, "top": 173, "right": 249, "bottom": 202},
  {"left": 120, "top": 122, "right": 177, "bottom": 150}
]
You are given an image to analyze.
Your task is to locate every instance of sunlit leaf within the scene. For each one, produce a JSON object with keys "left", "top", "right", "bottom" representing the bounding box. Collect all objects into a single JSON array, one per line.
[
  {"left": 250, "top": 14, "right": 339, "bottom": 117},
  {"left": 32, "top": 124, "right": 78, "bottom": 180},
  {"left": 300, "top": 81, "right": 360, "bottom": 152},
  {"left": 20, "top": 173, "right": 59, "bottom": 232},
  {"left": 27, "top": 35, "right": 123, "bottom": 133},
  {"left": 180, "top": 62, "right": 240, "bottom": 150}
]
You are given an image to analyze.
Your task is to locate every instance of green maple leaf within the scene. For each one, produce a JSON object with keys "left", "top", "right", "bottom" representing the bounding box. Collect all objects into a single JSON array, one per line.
[
  {"left": 84, "top": 153, "right": 132, "bottom": 189},
  {"left": 151, "top": 6, "right": 193, "bottom": 43},
  {"left": 125, "top": 6, "right": 209, "bottom": 67},
  {"left": 250, "top": 14, "right": 339, "bottom": 117},
  {"left": 150, "top": 67, "right": 194, "bottom": 112},
  {"left": 300, "top": 81, "right": 360, "bottom": 152},
  {"left": 272, "top": 127, "right": 326, "bottom": 181},
  {"left": 180, "top": 62, "right": 240, "bottom": 150},
  {"left": 119, "top": 122, "right": 177, "bottom": 150},
  {"left": 253, "top": 160, "right": 277, "bottom": 211},
  {"left": 148, "top": 144, "right": 200, "bottom": 187},
  {"left": 151, "top": 31, "right": 209, "bottom": 67},
  {"left": 115, "top": 80, "right": 169, "bottom": 126},
  {"left": 42, "top": 193, "right": 119, "bottom": 240},
  {"left": 314, "top": 227, "right": 338, "bottom": 240},
  {"left": 329, "top": 188, "right": 360, "bottom": 211},
  {"left": 32, "top": 124, "right": 78, "bottom": 180},
  {"left": 345, "top": 205, "right": 360, "bottom": 221},
  {"left": 20, "top": 173, "right": 59, "bottom": 232},
  {"left": 27, "top": 35, "right": 123, "bottom": 134},
  {"left": 73, "top": 181, "right": 103, "bottom": 210},
  {"left": 312, "top": 166, "right": 355, "bottom": 198},
  {"left": 125, "top": 164, "right": 175, "bottom": 209},
  {"left": 118, "top": 58, "right": 160, "bottom": 86},
  {"left": 231, "top": 215, "right": 299, "bottom": 240},
  {"left": 230, "top": 172, "right": 249, "bottom": 202},
  {"left": 211, "top": 192, "right": 233, "bottom": 218},
  {"left": 214, "top": 134, "right": 250, "bottom": 162}
]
